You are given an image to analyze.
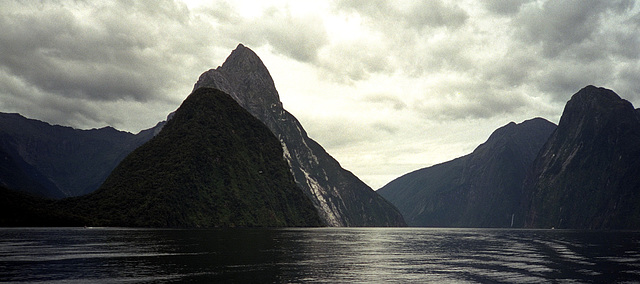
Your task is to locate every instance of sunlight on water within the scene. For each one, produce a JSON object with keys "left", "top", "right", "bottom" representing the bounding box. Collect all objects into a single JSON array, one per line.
[{"left": 0, "top": 227, "right": 639, "bottom": 283}]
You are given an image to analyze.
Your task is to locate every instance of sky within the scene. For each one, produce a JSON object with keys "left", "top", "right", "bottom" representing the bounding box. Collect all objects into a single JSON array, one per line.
[{"left": 1, "top": 0, "right": 639, "bottom": 189}]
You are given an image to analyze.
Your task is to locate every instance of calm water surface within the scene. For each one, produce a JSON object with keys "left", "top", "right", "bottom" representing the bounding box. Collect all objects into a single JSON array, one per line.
[{"left": 1, "top": 227, "right": 639, "bottom": 283}]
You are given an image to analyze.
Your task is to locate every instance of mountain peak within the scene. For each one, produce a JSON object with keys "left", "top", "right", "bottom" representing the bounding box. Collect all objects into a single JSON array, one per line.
[
  {"left": 479, "top": 118, "right": 556, "bottom": 152},
  {"left": 523, "top": 86, "right": 640, "bottom": 229},
  {"left": 220, "top": 43, "right": 263, "bottom": 72},
  {"left": 567, "top": 85, "right": 629, "bottom": 113},
  {"left": 192, "top": 44, "right": 406, "bottom": 227},
  {"left": 80, "top": 88, "right": 322, "bottom": 227},
  {"left": 193, "top": 44, "right": 281, "bottom": 115},
  {"left": 577, "top": 84, "right": 620, "bottom": 99},
  {"left": 559, "top": 85, "right": 638, "bottom": 134}
]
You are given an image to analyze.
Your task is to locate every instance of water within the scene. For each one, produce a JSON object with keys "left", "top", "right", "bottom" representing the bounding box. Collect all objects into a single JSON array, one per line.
[{"left": 1, "top": 228, "right": 639, "bottom": 283}]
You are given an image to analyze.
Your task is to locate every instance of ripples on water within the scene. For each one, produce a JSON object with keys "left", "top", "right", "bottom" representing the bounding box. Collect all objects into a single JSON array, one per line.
[{"left": 0, "top": 228, "right": 639, "bottom": 283}]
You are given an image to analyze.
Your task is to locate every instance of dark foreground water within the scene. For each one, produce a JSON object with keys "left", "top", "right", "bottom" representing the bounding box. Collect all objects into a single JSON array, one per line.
[{"left": 1, "top": 228, "right": 639, "bottom": 283}]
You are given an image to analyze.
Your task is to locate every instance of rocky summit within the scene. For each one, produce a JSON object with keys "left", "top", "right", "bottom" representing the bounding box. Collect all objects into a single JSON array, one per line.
[
  {"left": 522, "top": 86, "right": 640, "bottom": 230},
  {"left": 194, "top": 44, "right": 405, "bottom": 226}
]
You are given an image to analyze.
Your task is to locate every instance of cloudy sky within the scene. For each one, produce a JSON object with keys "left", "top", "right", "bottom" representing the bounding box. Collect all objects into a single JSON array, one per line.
[{"left": 2, "top": 0, "right": 639, "bottom": 189}]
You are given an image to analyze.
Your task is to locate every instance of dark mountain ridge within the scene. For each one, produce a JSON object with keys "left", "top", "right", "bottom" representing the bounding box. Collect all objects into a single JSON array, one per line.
[
  {"left": 522, "top": 85, "right": 640, "bottom": 229},
  {"left": 194, "top": 44, "right": 405, "bottom": 227},
  {"left": 380, "top": 85, "right": 640, "bottom": 229},
  {"left": 62, "top": 87, "right": 322, "bottom": 227},
  {"left": 0, "top": 112, "right": 164, "bottom": 198},
  {"left": 378, "top": 118, "right": 556, "bottom": 227},
  {"left": 0, "top": 185, "right": 77, "bottom": 226}
]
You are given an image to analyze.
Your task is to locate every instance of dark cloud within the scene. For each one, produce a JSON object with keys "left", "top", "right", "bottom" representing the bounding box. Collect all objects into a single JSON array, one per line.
[
  {"left": 0, "top": 1, "right": 193, "bottom": 102},
  {"left": 481, "top": 44, "right": 541, "bottom": 88},
  {"left": 412, "top": 81, "right": 532, "bottom": 121},
  {"left": 535, "top": 62, "right": 615, "bottom": 101},
  {"left": 362, "top": 94, "right": 407, "bottom": 110},
  {"left": 612, "top": 31, "right": 640, "bottom": 60},
  {"left": 0, "top": 0, "right": 224, "bottom": 131},
  {"left": 335, "top": 0, "right": 468, "bottom": 30},
  {"left": 515, "top": 0, "right": 635, "bottom": 58},
  {"left": 371, "top": 122, "right": 400, "bottom": 134},
  {"left": 483, "top": 0, "right": 531, "bottom": 15},
  {"left": 405, "top": 1, "right": 468, "bottom": 29},
  {"left": 325, "top": 0, "right": 639, "bottom": 123},
  {"left": 0, "top": 0, "right": 332, "bottom": 131},
  {"left": 242, "top": 7, "right": 328, "bottom": 63},
  {"left": 320, "top": 0, "right": 469, "bottom": 82},
  {"left": 502, "top": 0, "right": 640, "bottom": 103},
  {"left": 614, "top": 63, "right": 640, "bottom": 102},
  {"left": 198, "top": 1, "right": 329, "bottom": 64},
  {"left": 0, "top": 72, "right": 112, "bottom": 129},
  {"left": 316, "top": 41, "right": 393, "bottom": 82}
]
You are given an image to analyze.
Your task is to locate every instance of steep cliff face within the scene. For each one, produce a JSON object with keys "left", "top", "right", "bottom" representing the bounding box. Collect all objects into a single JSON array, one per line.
[
  {"left": 378, "top": 118, "right": 556, "bottom": 227},
  {"left": 67, "top": 88, "right": 322, "bottom": 228},
  {"left": 0, "top": 113, "right": 165, "bottom": 198},
  {"left": 523, "top": 86, "right": 640, "bottom": 229},
  {"left": 194, "top": 44, "right": 405, "bottom": 226}
]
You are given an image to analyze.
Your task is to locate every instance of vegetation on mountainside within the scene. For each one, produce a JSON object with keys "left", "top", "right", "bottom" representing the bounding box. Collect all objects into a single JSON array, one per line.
[
  {"left": 1, "top": 88, "right": 321, "bottom": 228},
  {"left": 0, "top": 186, "right": 83, "bottom": 226},
  {"left": 63, "top": 88, "right": 321, "bottom": 227}
]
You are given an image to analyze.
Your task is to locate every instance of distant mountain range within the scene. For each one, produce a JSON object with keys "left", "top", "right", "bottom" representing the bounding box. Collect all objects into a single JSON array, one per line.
[
  {"left": 0, "top": 113, "right": 165, "bottom": 198},
  {"left": 380, "top": 85, "right": 640, "bottom": 230},
  {"left": 378, "top": 118, "right": 556, "bottom": 227}
]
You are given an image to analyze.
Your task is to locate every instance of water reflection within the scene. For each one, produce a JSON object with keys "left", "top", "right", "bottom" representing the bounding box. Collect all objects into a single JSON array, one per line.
[{"left": 0, "top": 228, "right": 639, "bottom": 283}]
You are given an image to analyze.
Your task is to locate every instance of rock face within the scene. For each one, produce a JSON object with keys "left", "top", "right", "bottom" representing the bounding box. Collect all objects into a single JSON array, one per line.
[
  {"left": 194, "top": 44, "right": 405, "bottom": 226},
  {"left": 68, "top": 88, "right": 322, "bottom": 227},
  {"left": 522, "top": 86, "right": 640, "bottom": 230},
  {"left": 0, "top": 113, "right": 164, "bottom": 198},
  {"left": 378, "top": 118, "right": 556, "bottom": 227}
]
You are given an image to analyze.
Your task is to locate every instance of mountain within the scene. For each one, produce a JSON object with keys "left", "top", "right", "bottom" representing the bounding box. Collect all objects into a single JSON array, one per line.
[
  {"left": 194, "top": 44, "right": 405, "bottom": 227},
  {"left": 522, "top": 86, "right": 640, "bottom": 230},
  {"left": 378, "top": 118, "right": 556, "bottom": 227},
  {"left": 0, "top": 112, "right": 165, "bottom": 198},
  {"left": 0, "top": 142, "right": 58, "bottom": 198},
  {"left": 63, "top": 88, "right": 322, "bottom": 227},
  {"left": 0, "top": 185, "right": 81, "bottom": 226}
]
